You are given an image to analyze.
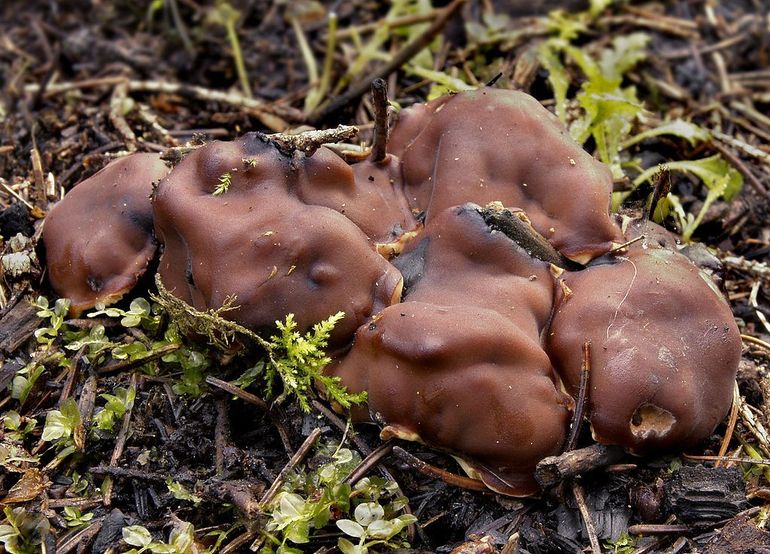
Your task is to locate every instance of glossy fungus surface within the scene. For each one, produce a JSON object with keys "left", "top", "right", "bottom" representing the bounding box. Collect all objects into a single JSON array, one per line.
[
  {"left": 42, "top": 153, "right": 169, "bottom": 315},
  {"left": 45, "top": 89, "right": 741, "bottom": 496}
]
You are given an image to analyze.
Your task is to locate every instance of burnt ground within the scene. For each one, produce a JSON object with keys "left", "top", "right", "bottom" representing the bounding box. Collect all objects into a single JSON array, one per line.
[{"left": 1, "top": 0, "right": 770, "bottom": 553}]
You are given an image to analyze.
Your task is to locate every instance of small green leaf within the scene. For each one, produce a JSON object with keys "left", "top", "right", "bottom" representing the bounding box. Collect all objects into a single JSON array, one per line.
[
  {"left": 336, "top": 519, "right": 365, "bottom": 539},
  {"left": 122, "top": 525, "right": 153, "bottom": 548}
]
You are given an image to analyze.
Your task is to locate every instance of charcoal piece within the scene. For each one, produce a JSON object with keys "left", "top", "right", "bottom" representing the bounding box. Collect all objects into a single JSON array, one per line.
[
  {"left": 91, "top": 508, "right": 131, "bottom": 553},
  {"left": 0, "top": 203, "right": 33, "bottom": 238},
  {"left": 665, "top": 465, "right": 747, "bottom": 524}
]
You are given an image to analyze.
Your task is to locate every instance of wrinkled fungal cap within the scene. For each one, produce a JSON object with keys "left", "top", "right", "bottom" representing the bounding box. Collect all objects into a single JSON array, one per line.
[
  {"left": 388, "top": 88, "right": 623, "bottom": 263},
  {"left": 152, "top": 133, "right": 404, "bottom": 342},
  {"left": 332, "top": 301, "right": 571, "bottom": 496},
  {"left": 42, "top": 153, "right": 169, "bottom": 316},
  {"left": 547, "top": 220, "right": 741, "bottom": 453},
  {"left": 332, "top": 204, "right": 571, "bottom": 496}
]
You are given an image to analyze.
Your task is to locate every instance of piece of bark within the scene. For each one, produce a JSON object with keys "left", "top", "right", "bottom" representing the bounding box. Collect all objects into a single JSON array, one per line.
[
  {"left": 665, "top": 465, "right": 747, "bottom": 524},
  {"left": 535, "top": 444, "right": 625, "bottom": 489},
  {"left": 0, "top": 299, "right": 40, "bottom": 352},
  {"left": 702, "top": 514, "right": 770, "bottom": 553}
]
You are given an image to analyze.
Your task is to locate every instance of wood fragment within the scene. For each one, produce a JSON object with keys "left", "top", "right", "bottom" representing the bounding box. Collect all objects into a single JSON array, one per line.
[
  {"left": 344, "top": 441, "right": 394, "bottom": 485},
  {"left": 104, "top": 373, "right": 140, "bottom": 506},
  {"left": 258, "top": 427, "right": 322, "bottom": 509},
  {"left": 479, "top": 204, "right": 583, "bottom": 270},
  {"left": 571, "top": 481, "right": 602, "bottom": 554},
  {"left": 564, "top": 341, "right": 591, "bottom": 452},
  {"left": 535, "top": 444, "right": 625, "bottom": 489},
  {"left": 664, "top": 465, "right": 748, "bottom": 524},
  {"left": 392, "top": 446, "right": 488, "bottom": 492},
  {"left": 0, "top": 299, "right": 41, "bottom": 352},
  {"left": 267, "top": 124, "right": 359, "bottom": 156},
  {"left": 715, "top": 383, "right": 741, "bottom": 468},
  {"left": 97, "top": 343, "right": 181, "bottom": 375},
  {"left": 370, "top": 79, "right": 390, "bottom": 164}
]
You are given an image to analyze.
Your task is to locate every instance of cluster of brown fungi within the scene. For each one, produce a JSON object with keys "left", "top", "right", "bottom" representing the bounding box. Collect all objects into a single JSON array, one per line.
[{"left": 43, "top": 88, "right": 741, "bottom": 496}]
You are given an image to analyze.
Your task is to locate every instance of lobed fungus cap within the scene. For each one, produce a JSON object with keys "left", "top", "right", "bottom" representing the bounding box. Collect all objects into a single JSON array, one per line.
[
  {"left": 547, "top": 220, "right": 741, "bottom": 452},
  {"left": 152, "top": 133, "right": 404, "bottom": 342},
  {"left": 42, "top": 153, "right": 169, "bottom": 316}
]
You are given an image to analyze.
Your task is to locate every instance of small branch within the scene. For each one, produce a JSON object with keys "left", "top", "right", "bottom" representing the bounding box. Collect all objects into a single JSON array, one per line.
[
  {"left": 711, "top": 140, "right": 768, "bottom": 196},
  {"left": 370, "top": 79, "right": 390, "bottom": 164},
  {"left": 722, "top": 254, "right": 770, "bottom": 286},
  {"left": 478, "top": 204, "right": 583, "bottom": 270},
  {"left": 571, "top": 481, "right": 602, "bottom": 554},
  {"left": 109, "top": 82, "right": 137, "bottom": 151},
  {"left": 103, "top": 373, "right": 140, "bottom": 506},
  {"left": 392, "top": 446, "right": 488, "bottom": 492},
  {"left": 214, "top": 396, "right": 230, "bottom": 475},
  {"left": 258, "top": 427, "right": 322, "bottom": 508},
  {"left": 267, "top": 124, "right": 359, "bottom": 157},
  {"left": 97, "top": 343, "right": 181, "bottom": 375},
  {"left": 344, "top": 442, "right": 394, "bottom": 485},
  {"left": 564, "top": 341, "right": 591, "bottom": 453},
  {"left": 627, "top": 523, "right": 692, "bottom": 536},
  {"left": 205, "top": 376, "right": 269, "bottom": 411},
  {"left": 715, "top": 383, "right": 741, "bottom": 467},
  {"left": 90, "top": 465, "right": 168, "bottom": 483},
  {"left": 307, "top": 0, "right": 467, "bottom": 124},
  {"left": 24, "top": 78, "right": 297, "bottom": 131},
  {"left": 535, "top": 444, "right": 625, "bottom": 489}
]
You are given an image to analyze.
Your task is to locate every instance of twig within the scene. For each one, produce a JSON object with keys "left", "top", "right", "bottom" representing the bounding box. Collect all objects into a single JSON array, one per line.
[
  {"left": 684, "top": 453, "right": 770, "bottom": 466},
  {"left": 109, "top": 82, "right": 137, "bottom": 151},
  {"left": 715, "top": 383, "right": 741, "bottom": 467},
  {"left": 741, "top": 334, "right": 770, "bottom": 350},
  {"left": 91, "top": 465, "right": 168, "bottom": 483},
  {"left": 344, "top": 441, "right": 394, "bottom": 485},
  {"left": 56, "top": 517, "right": 104, "bottom": 554},
  {"left": 205, "top": 376, "right": 269, "bottom": 411},
  {"left": 104, "top": 373, "right": 140, "bottom": 506},
  {"left": 392, "top": 446, "right": 488, "bottom": 492},
  {"left": 312, "top": 398, "right": 372, "bottom": 456},
  {"left": 97, "top": 343, "right": 181, "bottom": 375},
  {"left": 258, "top": 427, "right": 322, "bottom": 508},
  {"left": 214, "top": 396, "right": 229, "bottom": 475},
  {"left": 267, "top": 124, "right": 359, "bottom": 156},
  {"left": 564, "top": 341, "right": 591, "bottom": 452},
  {"left": 205, "top": 375, "right": 293, "bottom": 454},
  {"left": 628, "top": 523, "right": 692, "bottom": 535},
  {"left": 711, "top": 139, "right": 768, "bottom": 196},
  {"left": 571, "top": 481, "right": 602, "bottom": 554},
  {"left": 647, "top": 168, "right": 672, "bottom": 220},
  {"left": 24, "top": 78, "right": 296, "bottom": 131},
  {"left": 723, "top": 254, "right": 770, "bottom": 285},
  {"left": 535, "top": 444, "right": 625, "bottom": 489},
  {"left": 308, "top": 0, "right": 467, "bottom": 123},
  {"left": 370, "top": 79, "right": 390, "bottom": 163},
  {"left": 479, "top": 204, "right": 583, "bottom": 270},
  {"left": 30, "top": 146, "right": 46, "bottom": 206}
]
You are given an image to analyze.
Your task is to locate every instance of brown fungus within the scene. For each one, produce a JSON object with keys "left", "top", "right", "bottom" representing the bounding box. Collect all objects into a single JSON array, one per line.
[
  {"left": 42, "top": 153, "right": 169, "bottom": 316},
  {"left": 547, "top": 220, "right": 741, "bottom": 453},
  {"left": 388, "top": 88, "right": 623, "bottom": 263},
  {"left": 43, "top": 89, "right": 741, "bottom": 497},
  {"left": 152, "top": 133, "right": 404, "bottom": 342},
  {"left": 331, "top": 204, "right": 572, "bottom": 495}
]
